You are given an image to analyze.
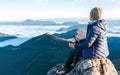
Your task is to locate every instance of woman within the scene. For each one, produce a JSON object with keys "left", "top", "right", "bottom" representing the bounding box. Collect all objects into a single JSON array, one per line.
[{"left": 56, "top": 7, "right": 109, "bottom": 75}]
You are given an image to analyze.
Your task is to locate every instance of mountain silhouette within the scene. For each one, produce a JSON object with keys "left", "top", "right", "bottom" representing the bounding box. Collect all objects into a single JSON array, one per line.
[
  {"left": 107, "top": 37, "right": 120, "bottom": 53},
  {"left": 54, "top": 28, "right": 86, "bottom": 39},
  {"left": 61, "top": 22, "right": 79, "bottom": 25},
  {"left": 0, "top": 29, "right": 120, "bottom": 75},
  {"left": 0, "top": 33, "right": 72, "bottom": 75},
  {"left": 0, "top": 32, "right": 17, "bottom": 42},
  {"left": 0, "top": 19, "right": 58, "bottom": 25},
  {"left": 112, "top": 57, "right": 120, "bottom": 70},
  {"left": 56, "top": 24, "right": 87, "bottom": 32}
]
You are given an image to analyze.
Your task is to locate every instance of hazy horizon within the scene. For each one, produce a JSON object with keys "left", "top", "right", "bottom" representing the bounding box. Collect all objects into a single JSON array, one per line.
[
  {"left": 0, "top": 17, "right": 120, "bottom": 22},
  {"left": 0, "top": 0, "right": 120, "bottom": 21}
]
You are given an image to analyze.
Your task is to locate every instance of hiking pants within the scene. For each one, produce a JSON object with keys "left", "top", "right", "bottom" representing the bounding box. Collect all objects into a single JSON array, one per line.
[{"left": 65, "top": 48, "right": 82, "bottom": 69}]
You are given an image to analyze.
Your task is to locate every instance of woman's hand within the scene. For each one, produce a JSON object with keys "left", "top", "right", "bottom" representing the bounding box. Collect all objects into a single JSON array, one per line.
[{"left": 69, "top": 43, "right": 75, "bottom": 49}]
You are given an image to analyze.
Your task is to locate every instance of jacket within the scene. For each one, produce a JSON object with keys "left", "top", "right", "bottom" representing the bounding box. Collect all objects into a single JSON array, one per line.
[{"left": 75, "top": 19, "right": 109, "bottom": 58}]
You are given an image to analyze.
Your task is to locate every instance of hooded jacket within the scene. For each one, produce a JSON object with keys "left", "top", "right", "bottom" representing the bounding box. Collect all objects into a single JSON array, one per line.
[{"left": 75, "top": 19, "right": 109, "bottom": 58}]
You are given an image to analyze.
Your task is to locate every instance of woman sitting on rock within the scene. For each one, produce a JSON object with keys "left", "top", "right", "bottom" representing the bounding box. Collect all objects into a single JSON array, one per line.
[{"left": 56, "top": 7, "right": 109, "bottom": 75}]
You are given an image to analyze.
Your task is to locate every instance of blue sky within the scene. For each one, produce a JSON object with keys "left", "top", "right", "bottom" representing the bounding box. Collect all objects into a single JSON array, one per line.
[{"left": 0, "top": 0, "right": 120, "bottom": 21}]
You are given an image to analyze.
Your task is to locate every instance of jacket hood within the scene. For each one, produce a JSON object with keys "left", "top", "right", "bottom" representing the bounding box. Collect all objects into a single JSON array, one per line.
[{"left": 88, "top": 19, "right": 107, "bottom": 31}]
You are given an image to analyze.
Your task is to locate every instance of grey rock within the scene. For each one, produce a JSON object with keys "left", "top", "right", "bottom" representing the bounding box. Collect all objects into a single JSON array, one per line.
[{"left": 47, "top": 58, "right": 118, "bottom": 75}]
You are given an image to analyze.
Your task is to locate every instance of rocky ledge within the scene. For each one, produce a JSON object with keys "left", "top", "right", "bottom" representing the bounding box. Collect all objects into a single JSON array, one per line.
[{"left": 47, "top": 58, "right": 118, "bottom": 75}]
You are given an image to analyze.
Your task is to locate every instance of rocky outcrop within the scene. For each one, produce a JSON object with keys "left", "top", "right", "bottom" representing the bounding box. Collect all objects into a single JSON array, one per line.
[{"left": 47, "top": 58, "right": 118, "bottom": 75}]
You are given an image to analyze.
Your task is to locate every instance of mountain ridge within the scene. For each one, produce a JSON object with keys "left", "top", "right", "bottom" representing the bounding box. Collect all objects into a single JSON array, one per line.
[
  {"left": 0, "top": 32, "right": 17, "bottom": 42},
  {"left": 0, "top": 19, "right": 58, "bottom": 25},
  {"left": 0, "top": 28, "right": 120, "bottom": 75}
]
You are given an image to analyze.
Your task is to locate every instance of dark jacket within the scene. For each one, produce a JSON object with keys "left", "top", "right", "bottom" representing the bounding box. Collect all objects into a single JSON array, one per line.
[{"left": 75, "top": 19, "right": 109, "bottom": 58}]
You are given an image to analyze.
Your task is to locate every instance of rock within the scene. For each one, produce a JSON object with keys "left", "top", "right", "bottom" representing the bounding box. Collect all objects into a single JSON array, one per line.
[
  {"left": 47, "top": 58, "right": 118, "bottom": 75},
  {"left": 47, "top": 64, "right": 62, "bottom": 75}
]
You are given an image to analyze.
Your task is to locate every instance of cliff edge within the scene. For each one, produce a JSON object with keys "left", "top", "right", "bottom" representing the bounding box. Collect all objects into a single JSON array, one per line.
[{"left": 47, "top": 58, "right": 118, "bottom": 75}]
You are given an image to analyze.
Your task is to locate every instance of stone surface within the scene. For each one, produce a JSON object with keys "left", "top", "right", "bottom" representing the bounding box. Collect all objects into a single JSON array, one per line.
[{"left": 47, "top": 58, "right": 118, "bottom": 75}]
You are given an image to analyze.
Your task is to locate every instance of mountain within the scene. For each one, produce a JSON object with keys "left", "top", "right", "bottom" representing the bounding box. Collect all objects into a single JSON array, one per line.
[
  {"left": 107, "top": 37, "right": 120, "bottom": 70},
  {"left": 112, "top": 58, "right": 120, "bottom": 70},
  {"left": 109, "top": 49, "right": 120, "bottom": 71},
  {"left": 56, "top": 24, "right": 87, "bottom": 32},
  {"left": 3, "top": 45, "right": 16, "bottom": 49},
  {"left": 0, "top": 32, "right": 17, "bottom": 42},
  {"left": 54, "top": 28, "right": 86, "bottom": 39},
  {"left": 19, "top": 33, "right": 67, "bottom": 49},
  {"left": 54, "top": 29, "right": 120, "bottom": 71},
  {"left": 0, "top": 28, "right": 120, "bottom": 75},
  {"left": 55, "top": 28, "right": 120, "bottom": 53},
  {"left": 0, "top": 19, "right": 58, "bottom": 25},
  {"left": 42, "top": 18, "right": 89, "bottom": 22},
  {"left": 0, "top": 33, "right": 72, "bottom": 75},
  {"left": 119, "top": 71, "right": 120, "bottom": 75},
  {"left": 61, "top": 22, "right": 79, "bottom": 25},
  {"left": 109, "top": 49, "right": 120, "bottom": 60},
  {"left": 106, "top": 20, "right": 120, "bottom": 26},
  {"left": 107, "top": 37, "right": 120, "bottom": 53},
  {"left": 20, "top": 19, "right": 58, "bottom": 25}
]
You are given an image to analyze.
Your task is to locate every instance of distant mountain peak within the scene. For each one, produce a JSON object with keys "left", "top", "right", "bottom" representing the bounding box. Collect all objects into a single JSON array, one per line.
[
  {"left": 45, "top": 32, "right": 52, "bottom": 35},
  {"left": 0, "top": 32, "right": 17, "bottom": 42},
  {"left": 24, "top": 19, "right": 33, "bottom": 22},
  {"left": 18, "top": 33, "right": 68, "bottom": 49},
  {"left": 54, "top": 28, "right": 86, "bottom": 39}
]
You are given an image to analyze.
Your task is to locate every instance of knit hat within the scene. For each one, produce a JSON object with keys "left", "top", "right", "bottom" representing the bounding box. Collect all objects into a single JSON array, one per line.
[{"left": 90, "top": 7, "right": 102, "bottom": 20}]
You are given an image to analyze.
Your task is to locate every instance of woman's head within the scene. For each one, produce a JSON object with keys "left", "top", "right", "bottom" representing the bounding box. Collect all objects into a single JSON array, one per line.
[{"left": 90, "top": 7, "right": 103, "bottom": 21}]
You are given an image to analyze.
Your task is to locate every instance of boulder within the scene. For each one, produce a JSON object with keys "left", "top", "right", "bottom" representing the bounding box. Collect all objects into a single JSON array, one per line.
[{"left": 47, "top": 58, "right": 118, "bottom": 75}]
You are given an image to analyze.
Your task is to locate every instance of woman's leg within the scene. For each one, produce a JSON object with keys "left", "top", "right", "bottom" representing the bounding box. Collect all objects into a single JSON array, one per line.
[
  {"left": 56, "top": 48, "right": 83, "bottom": 74},
  {"left": 64, "top": 48, "right": 82, "bottom": 69}
]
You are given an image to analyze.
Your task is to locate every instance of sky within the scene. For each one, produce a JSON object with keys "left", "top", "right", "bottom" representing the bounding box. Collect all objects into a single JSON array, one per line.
[{"left": 0, "top": 0, "right": 120, "bottom": 21}]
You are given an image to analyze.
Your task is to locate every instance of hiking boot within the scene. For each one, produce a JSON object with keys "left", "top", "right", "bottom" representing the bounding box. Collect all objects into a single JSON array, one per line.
[
  {"left": 70, "top": 62, "right": 76, "bottom": 67},
  {"left": 56, "top": 65, "right": 68, "bottom": 75}
]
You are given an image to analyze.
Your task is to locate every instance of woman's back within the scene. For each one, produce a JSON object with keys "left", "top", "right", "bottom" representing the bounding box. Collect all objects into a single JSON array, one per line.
[{"left": 88, "top": 20, "right": 109, "bottom": 58}]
